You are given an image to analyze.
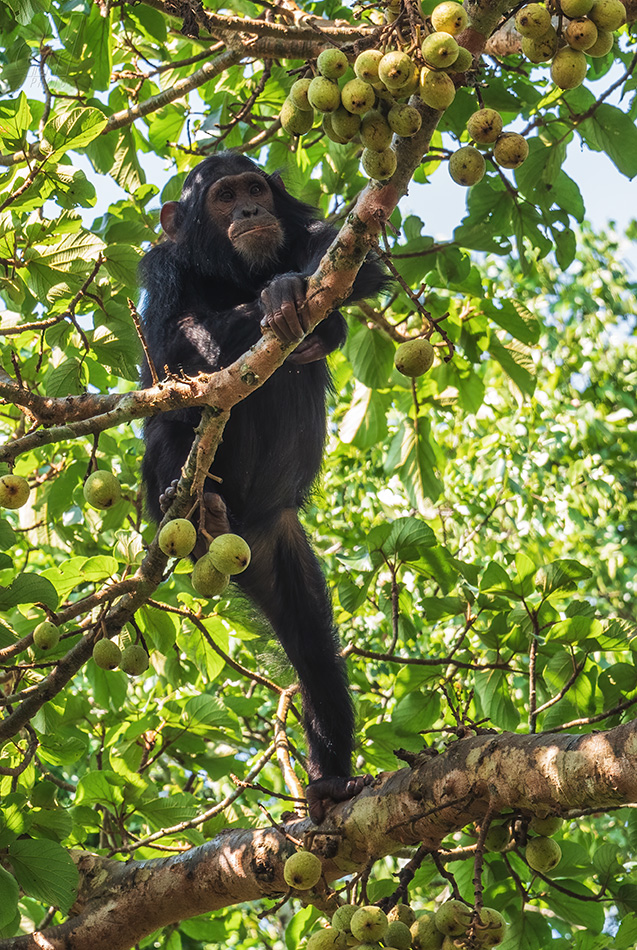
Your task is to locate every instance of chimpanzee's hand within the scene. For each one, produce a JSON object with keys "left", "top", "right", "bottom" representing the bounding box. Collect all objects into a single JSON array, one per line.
[
  {"left": 159, "top": 478, "right": 179, "bottom": 514},
  {"left": 260, "top": 275, "right": 311, "bottom": 345}
]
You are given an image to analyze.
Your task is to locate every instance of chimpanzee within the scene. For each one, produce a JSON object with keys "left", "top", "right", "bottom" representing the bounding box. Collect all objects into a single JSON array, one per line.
[{"left": 140, "top": 152, "right": 386, "bottom": 821}]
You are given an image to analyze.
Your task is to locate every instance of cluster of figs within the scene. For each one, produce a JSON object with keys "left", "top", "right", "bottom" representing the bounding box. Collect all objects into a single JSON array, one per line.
[
  {"left": 0, "top": 468, "right": 252, "bottom": 675},
  {"left": 516, "top": 0, "right": 626, "bottom": 80},
  {"left": 281, "top": 0, "right": 627, "bottom": 185},
  {"left": 282, "top": 814, "right": 566, "bottom": 949},
  {"left": 283, "top": 852, "right": 507, "bottom": 949},
  {"left": 281, "top": 0, "right": 476, "bottom": 181}
]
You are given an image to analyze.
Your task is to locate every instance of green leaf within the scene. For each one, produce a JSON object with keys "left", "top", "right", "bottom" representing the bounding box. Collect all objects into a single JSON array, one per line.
[
  {"left": 545, "top": 616, "right": 602, "bottom": 643},
  {"left": 0, "top": 866, "right": 19, "bottom": 929},
  {"left": 286, "top": 905, "right": 318, "bottom": 950},
  {"left": 386, "top": 420, "right": 442, "bottom": 509},
  {"left": 8, "top": 838, "right": 78, "bottom": 912},
  {"left": 344, "top": 322, "right": 395, "bottom": 389},
  {"left": 75, "top": 771, "right": 124, "bottom": 808},
  {"left": 578, "top": 104, "right": 637, "bottom": 178},
  {"left": 184, "top": 695, "right": 236, "bottom": 730},
  {"left": 0, "top": 92, "right": 31, "bottom": 143},
  {"left": 489, "top": 339, "right": 536, "bottom": 395},
  {"left": 339, "top": 384, "right": 389, "bottom": 449},
  {"left": 45, "top": 357, "right": 88, "bottom": 397},
  {"left": 480, "top": 561, "right": 520, "bottom": 599},
  {"left": 42, "top": 106, "right": 107, "bottom": 156},
  {"left": 111, "top": 129, "right": 146, "bottom": 193},
  {"left": 545, "top": 880, "right": 604, "bottom": 933},
  {"left": 483, "top": 299, "right": 540, "bottom": 345},
  {"left": 536, "top": 560, "right": 593, "bottom": 596},
  {"left": 0, "top": 573, "right": 58, "bottom": 610},
  {"left": 473, "top": 669, "right": 519, "bottom": 730},
  {"left": 615, "top": 914, "right": 637, "bottom": 950},
  {"left": 372, "top": 516, "right": 436, "bottom": 560},
  {"left": 0, "top": 519, "right": 17, "bottom": 550}
]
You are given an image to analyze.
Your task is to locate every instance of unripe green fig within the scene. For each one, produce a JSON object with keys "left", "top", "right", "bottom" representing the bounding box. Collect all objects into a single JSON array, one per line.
[
  {"left": 434, "top": 900, "right": 472, "bottom": 936},
  {"left": 384, "top": 921, "right": 412, "bottom": 950},
  {"left": 493, "top": 132, "right": 529, "bottom": 168},
  {"left": 307, "top": 76, "right": 341, "bottom": 113},
  {"left": 561, "top": 0, "right": 594, "bottom": 14},
  {"left": 397, "top": 62, "right": 421, "bottom": 96},
  {"left": 281, "top": 98, "right": 314, "bottom": 134},
  {"left": 0, "top": 473, "right": 30, "bottom": 509},
  {"left": 354, "top": 49, "right": 384, "bottom": 82},
  {"left": 484, "top": 823, "right": 510, "bottom": 851},
  {"left": 521, "top": 26, "right": 558, "bottom": 60},
  {"left": 83, "top": 470, "right": 121, "bottom": 510},
  {"left": 449, "top": 145, "right": 486, "bottom": 185},
  {"left": 332, "top": 904, "right": 358, "bottom": 932},
  {"left": 431, "top": 0, "right": 469, "bottom": 34},
  {"left": 361, "top": 110, "right": 393, "bottom": 150},
  {"left": 551, "top": 46, "right": 587, "bottom": 87},
  {"left": 515, "top": 3, "right": 552, "bottom": 36},
  {"left": 410, "top": 912, "right": 443, "bottom": 950},
  {"left": 447, "top": 46, "right": 473, "bottom": 70},
  {"left": 395, "top": 339, "right": 435, "bottom": 376},
  {"left": 588, "top": 0, "right": 625, "bottom": 29},
  {"left": 361, "top": 146, "right": 397, "bottom": 180},
  {"left": 307, "top": 929, "right": 348, "bottom": 950},
  {"left": 466, "top": 108, "right": 503, "bottom": 144},
  {"left": 33, "top": 620, "right": 60, "bottom": 651},
  {"left": 421, "top": 31, "right": 460, "bottom": 67},
  {"left": 526, "top": 835, "right": 562, "bottom": 872},
  {"left": 289, "top": 77, "right": 313, "bottom": 111},
  {"left": 585, "top": 27, "right": 614, "bottom": 53},
  {"left": 388, "top": 904, "right": 416, "bottom": 926},
  {"left": 283, "top": 850, "right": 322, "bottom": 889},
  {"left": 317, "top": 48, "right": 349, "bottom": 79},
  {"left": 341, "top": 77, "right": 376, "bottom": 114},
  {"left": 529, "top": 814, "right": 563, "bottom": 836},
  {"left": 207, "top": 533, "right": 251, "bottom": 574},
  {"left": 158, "top": 518, "right": 197, "bottom": 557},
  {"left": 387, "top": 103, "right": 422, "bottom": 136},
  {"left": 191, "top": 553, "right": 230, "bottom": 596},
  {"left": 119, "top": 643, "right": 150, "bottom": 676},
  {"left": 419, "top": 68, "right": 456, "bottom": 109},
  {"left": 322, "top": 113, "right": 351, "bottom": 144},
  {"left": 92, "top": 638, "right": 122, "bottom": 670},
  {"left": 564, "top": 16, "right": 598, "bottom": 48},
  {"left": 350, "top": 906, "right": 388, "bottom": 943},
  {"left": 474, "top": 908, "right": 507, "bottom": 947},
  {"left": 330, "top": 106, "right": 362, "bottom": 140},
  {"left": 378, "top": 50, "right": 413, "bottom": 89}
]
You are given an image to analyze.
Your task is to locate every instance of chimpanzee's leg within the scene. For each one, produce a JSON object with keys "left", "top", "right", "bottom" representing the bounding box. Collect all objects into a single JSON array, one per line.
[{"left": 236, "top": 509, "right": 370, "bottom": 818}]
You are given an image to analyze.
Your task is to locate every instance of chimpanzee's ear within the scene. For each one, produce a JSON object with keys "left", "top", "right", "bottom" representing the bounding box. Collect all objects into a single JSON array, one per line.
[
  {"left": 160, "top": 201, "right": 184, "bottom": 241},
  {"left": 269, "top": 172, "right": 288, "bottom": 193}
]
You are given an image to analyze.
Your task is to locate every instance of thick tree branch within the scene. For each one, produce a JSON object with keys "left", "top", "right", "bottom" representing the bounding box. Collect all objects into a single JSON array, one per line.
[{"left": 3, "top": 720, "right": 637, "bottom": 950}]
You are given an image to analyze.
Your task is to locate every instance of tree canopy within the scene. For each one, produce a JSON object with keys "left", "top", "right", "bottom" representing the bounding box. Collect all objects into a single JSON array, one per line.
[{"left": 0, "top": 0, "right": 637, "bottom": 947}]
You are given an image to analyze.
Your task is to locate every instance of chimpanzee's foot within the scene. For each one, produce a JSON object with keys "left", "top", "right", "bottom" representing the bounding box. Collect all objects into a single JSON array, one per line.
[
  {"left": 192, "top": 493, "right": 231, "bottom": 559},
  {"left": 306, "top": 774, "right": 373, "bottom": 824},
  {"left": 203, "top": 492, "right": 231, "bottom": 537},
  {"left": 159, "top": 478, "right": 179, "bottom": 514}
]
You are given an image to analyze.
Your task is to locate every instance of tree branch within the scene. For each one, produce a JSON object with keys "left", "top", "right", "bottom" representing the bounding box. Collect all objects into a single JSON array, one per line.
[{"left": 4, "top": 720, "right": 637, "bottom": 950}]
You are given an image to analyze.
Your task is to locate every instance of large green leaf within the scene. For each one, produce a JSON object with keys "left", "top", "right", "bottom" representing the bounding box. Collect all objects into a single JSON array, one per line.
[
  {"left": 42, "top": 106, "right": 108, "bottom": 156},
  {"left": 8, "top": 839, "right": 78, "bottom": 912}
]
